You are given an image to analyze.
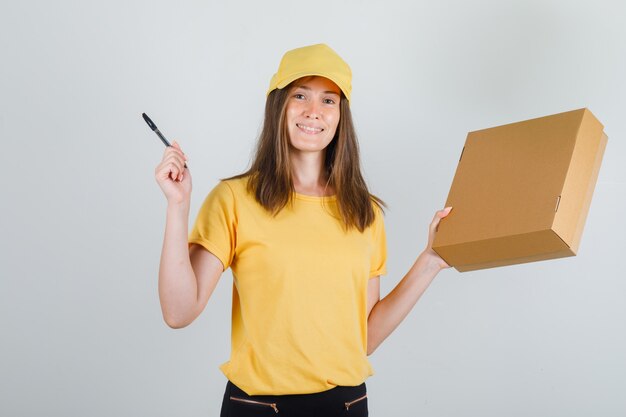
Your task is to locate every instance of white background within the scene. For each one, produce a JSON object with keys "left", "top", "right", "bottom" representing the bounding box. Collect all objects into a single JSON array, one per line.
[{"left": 1, "top": 1, "right": 625, "bottom": 416}]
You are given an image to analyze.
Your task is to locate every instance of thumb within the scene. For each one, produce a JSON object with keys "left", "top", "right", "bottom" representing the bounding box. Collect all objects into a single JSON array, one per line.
[
  {"left": 430, "top": 206, "right": 453, "bottom": 234},
  {"left": 440, "top": 206, "right": 453, "bottom": 217},
  {"left": 172, "top": 140, "right": 181, "bottom": 149}
]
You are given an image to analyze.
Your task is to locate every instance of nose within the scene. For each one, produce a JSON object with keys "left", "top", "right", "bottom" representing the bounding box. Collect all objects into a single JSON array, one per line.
[{"left": 304, "top": 100, "right": 320, "bottom": 119}]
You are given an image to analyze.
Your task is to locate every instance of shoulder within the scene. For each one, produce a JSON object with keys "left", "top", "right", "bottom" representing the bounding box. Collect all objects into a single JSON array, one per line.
[{"left": 212, "top": 175, "right": 250, "bottom": 197}]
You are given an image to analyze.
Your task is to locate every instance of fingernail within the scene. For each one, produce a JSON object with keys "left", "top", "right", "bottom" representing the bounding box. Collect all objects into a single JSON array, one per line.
[{"left": 445, "top": 206, "right": 453, "bottom": 211}]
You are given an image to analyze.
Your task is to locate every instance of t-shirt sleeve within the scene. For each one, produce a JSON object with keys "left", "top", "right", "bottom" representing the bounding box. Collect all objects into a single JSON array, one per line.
[
  {"left": 188, "top": 181, "right": 237, "bottom": 270},
  {"left": 369, "top": 204, "right": 387, "bottom": 278}
]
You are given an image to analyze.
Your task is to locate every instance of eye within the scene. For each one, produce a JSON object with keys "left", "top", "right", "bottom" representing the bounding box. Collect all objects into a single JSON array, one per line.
[
  {"left": 323, "top": 98, "right": 336, "bottom": 105},
  {"left": 293, "top": 93, "right": 305, "bottom": 100}
]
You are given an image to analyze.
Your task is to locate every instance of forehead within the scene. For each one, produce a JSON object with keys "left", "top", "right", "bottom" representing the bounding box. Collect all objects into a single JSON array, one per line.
[{"left": 293, "top": 76, "right": 340, "bottom": 94}]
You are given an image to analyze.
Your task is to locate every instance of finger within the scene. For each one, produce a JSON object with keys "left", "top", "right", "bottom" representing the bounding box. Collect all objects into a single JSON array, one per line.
[
  {"left": 161, "top": 157, "right": 185, "bottom": 179},
  {"left": 174, "top": 161, "right": 186, "bottom": 180},
  {"left": 176, "top": 163, "right": 185, "bottom": 181},
  {"left": 171, "top": 153, "right": 188, "bottom": 181},
  {"left": 171, "top": 141, "right": 186, "bottom": 156},
  {"left": 175, "top": 151, "right": 189, "bottom": 169},
  {"left": 164, "top": 146, "right": 185, "bottom": 160},
  {"left": 163, "top": 152, "right": 186, "bottom": 165},
  {"left": 430, "top": 207, "right": 453, "bottom": 233},
  {"left": 173, "top": 147, "right": 188, "bottom": 165},
  {"left": 163, "top": 139, "right": 184, "bottom": 153},
  {"left": 155, "top": 162, "right": 179, "bottom": 182},
  {"left": 175, "top": 144, "right": 189, "bottom": 163},
  {"left": 157, "top": 144, "right": 187, "bottom": 182},
  {"left": 167, "top": 162, "right": 180, "bottom": 181},
  {"left": 163, "top": 159, "right": 186, "bottom": 181}
]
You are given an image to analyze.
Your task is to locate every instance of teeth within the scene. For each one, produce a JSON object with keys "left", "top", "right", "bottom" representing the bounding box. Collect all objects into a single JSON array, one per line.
[{"left": 297, "top": 124, "right": 323, "bottom": 133}]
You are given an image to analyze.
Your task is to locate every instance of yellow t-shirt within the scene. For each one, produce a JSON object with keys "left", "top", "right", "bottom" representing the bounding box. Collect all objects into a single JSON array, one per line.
[{"left": 188, "top": 176, "right": 387, "bottom": 395}]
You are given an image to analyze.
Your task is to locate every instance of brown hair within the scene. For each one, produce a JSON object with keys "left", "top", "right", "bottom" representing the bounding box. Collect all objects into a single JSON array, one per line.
[{"left": 227, "top": 79, "right": 385, "bottom": 232}]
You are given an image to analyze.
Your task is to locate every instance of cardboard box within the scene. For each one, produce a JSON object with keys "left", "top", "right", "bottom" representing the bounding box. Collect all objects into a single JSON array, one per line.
[{"left": 432, "top": 108, "right": 608, "bottom": 272}]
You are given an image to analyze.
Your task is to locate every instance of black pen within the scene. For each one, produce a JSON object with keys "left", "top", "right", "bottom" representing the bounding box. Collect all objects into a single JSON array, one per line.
[{"left": 142, "top": 113, "right": 187, "bottom": 168}]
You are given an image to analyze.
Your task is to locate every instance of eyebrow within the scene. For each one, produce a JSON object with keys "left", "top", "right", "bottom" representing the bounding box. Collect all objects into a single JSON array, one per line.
[{"left": 295, "top": 85, "right": 340, "bottom": 96}]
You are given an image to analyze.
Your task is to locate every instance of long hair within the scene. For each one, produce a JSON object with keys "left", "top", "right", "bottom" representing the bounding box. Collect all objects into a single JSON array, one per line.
[{"left": 227, "top": 79, "right": 385, "bottom": 232}]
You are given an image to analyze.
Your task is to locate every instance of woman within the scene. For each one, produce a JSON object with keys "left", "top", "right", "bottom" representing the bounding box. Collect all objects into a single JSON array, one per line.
[{"left": 155, "top": 43, "right": 452, "bottom": 416}]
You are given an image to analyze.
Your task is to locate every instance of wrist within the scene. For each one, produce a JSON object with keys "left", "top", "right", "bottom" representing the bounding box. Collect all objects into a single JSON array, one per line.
[
  {"left": 167, "top": 200, "right": 190, "bottom": 215},
  {"left": 420, "top": 248, "right": 446, "bottom": 273}
]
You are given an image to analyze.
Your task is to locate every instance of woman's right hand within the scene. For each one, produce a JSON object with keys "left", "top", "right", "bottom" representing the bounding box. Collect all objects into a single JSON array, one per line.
[{"left": 155, "top": 140, "right": 192, "bottom": 204}]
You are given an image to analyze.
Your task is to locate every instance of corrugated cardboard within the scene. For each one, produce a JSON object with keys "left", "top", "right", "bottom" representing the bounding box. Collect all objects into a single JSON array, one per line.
[{"left": 432, "top": 108, "right": 607, "bottom": 272}]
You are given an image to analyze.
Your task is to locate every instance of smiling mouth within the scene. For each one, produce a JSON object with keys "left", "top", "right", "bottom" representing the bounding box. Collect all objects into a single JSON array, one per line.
[{"left": 296, "top": 123, "right": 324, "bottom": 134}]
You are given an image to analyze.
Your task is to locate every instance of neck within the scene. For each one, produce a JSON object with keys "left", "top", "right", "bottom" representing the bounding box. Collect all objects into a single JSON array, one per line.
[{"left": 290, "top": 150, "right": 333, "bottom": 196}]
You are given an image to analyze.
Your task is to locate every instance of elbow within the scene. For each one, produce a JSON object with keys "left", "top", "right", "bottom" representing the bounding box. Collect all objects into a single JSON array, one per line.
[
  {"left": 160, "top": 300, "right": 197, "bottom": 329},
  {"left": 165, "top": 319, "right": 188, "bottom": 329},
  {"left": 163, "top": 314, "right": 191, "bottom": 329}
]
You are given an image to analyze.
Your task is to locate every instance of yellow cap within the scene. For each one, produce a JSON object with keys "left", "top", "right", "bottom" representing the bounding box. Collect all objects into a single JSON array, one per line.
[{"left": 267, "top": 43, "right": 352, "bottom": 102}]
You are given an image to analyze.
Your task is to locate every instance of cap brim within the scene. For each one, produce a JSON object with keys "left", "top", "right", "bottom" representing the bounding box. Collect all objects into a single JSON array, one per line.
[{"left": 273, "top": 72, "right": 350, "bottom": 101}]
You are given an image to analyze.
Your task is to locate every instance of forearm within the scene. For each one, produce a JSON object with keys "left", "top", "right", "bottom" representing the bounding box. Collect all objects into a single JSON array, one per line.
[
  {"left": 367, "top": 250, "right": 442, "bottom": 354},
  {"left": 158, "top": 201, "right": 197, "bottom": 328}
]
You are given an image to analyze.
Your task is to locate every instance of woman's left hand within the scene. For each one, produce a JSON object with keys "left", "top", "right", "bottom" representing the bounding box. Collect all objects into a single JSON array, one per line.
[{"left": 422, "top": 207, "right": 453, "bottom": 271}]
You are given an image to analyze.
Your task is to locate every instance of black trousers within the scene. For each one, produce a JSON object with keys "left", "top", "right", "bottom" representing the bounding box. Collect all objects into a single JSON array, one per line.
[{"left": 220, "top": 379, "right": 368, "bottom": 417}]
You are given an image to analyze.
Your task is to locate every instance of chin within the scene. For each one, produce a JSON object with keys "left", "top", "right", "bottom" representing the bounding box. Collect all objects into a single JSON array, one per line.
[{"left": 291, "top": 138, "right": 333, "bottom": 153}]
